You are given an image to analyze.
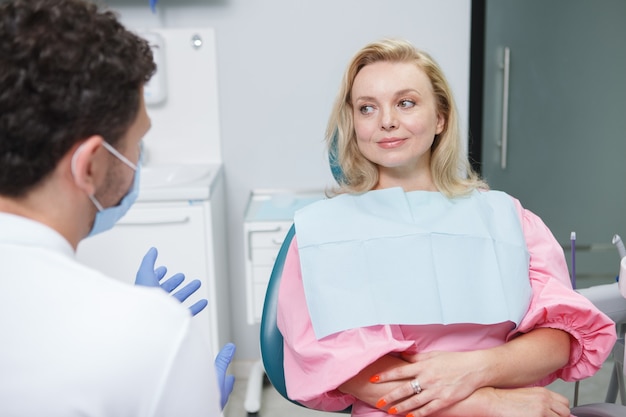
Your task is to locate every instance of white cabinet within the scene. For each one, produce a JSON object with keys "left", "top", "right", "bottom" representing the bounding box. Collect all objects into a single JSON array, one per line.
[
  {"left": 244, "top": 221, "right": 292, "bottom": 324},
  {"left": 243, "top": 190, "right": 324, "bottom": 325},
  {"left": 242, "top": 190, "right": 324, "bottom": 414},
  {"left": 76, "top": 172, "right": 230, "bottom": 356}
]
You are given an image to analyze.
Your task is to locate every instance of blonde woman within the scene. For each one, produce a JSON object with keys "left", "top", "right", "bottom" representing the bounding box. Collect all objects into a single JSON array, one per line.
[{"left": 277, "top": 39, "right": 616, "bottom": 417}]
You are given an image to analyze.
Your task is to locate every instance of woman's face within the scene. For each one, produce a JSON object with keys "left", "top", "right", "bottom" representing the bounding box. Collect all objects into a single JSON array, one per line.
[{"left": 351, "top": 61, "right": 444, "bottom": 189}]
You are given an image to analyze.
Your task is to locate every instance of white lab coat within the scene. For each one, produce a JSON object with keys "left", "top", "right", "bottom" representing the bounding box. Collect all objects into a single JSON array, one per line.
[{"left": 0, "top": 213, "right": 221, "bottom": 417}]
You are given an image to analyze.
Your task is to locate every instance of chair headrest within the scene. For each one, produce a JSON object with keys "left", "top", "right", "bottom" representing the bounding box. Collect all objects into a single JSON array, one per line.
[{"left": 328, "top": 129, "right": 346, "bottom": 185}]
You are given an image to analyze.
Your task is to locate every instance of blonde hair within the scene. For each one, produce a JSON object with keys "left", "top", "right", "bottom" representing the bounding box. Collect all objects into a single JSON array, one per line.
[{"left": 326, "top": 38, "right": 487, "bottom": 197}]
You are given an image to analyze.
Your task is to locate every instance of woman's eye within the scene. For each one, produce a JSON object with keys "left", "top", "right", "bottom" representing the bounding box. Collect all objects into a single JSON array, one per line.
[
  {"left": 399, "top": 99, "right": 415, "bottom": 109},
  {"left": 359, "top": 105, "right": 374, "bottom": 115}
]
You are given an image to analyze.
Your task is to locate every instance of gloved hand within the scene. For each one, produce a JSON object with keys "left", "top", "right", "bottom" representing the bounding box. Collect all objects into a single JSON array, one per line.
[
  {"left": 135, "top": 247, "right": 208, "bottom": 316},
  {"left": 215, "top": 343, "right": 236, "bottom": 410}
]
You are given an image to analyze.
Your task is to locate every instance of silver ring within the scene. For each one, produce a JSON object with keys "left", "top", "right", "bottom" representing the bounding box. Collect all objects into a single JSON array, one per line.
[{"left": 410, "top": 378, "right": 422, "bottom": 395}]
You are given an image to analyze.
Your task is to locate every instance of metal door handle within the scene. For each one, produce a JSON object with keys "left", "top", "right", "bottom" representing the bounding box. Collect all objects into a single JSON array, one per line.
[{"left": 500, "top": 47, "right": 511, "bottom": 170}]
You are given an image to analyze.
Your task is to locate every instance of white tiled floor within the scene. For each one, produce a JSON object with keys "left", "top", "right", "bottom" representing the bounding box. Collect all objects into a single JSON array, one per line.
[{"left": 224, "top": 357, "right": 622, "bottom": 417}]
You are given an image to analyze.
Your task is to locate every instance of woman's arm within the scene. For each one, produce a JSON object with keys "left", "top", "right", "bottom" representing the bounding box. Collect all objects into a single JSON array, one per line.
[
  {"left": 513, "top": 197, "right": 616, "bottom": 383},
  {"left": 339, "top": 329, "right": 570, "bottom": 417},
  {"left": 338, "top": 348, "right": 571, "bottom": 417},
  {"left": 359, "top": 328, "right": 570, "bottom": 416}
]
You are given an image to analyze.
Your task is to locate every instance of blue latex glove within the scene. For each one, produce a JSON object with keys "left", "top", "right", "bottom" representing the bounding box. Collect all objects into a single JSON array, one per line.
[
  {"left": 135, "top": 247, "right": 208, "bottom": 316},
  {"left": 215, "top": 343, "right": 236, "bottom": 410}
]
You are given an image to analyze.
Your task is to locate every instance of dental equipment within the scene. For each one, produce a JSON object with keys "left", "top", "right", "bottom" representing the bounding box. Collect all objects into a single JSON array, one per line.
[
  {"left": 613, "top": 235, "right": 626, "bottom": 299},
  {"left": 613, "top": 234, "right": 626, "bottom": 260},
  {"left": 620, "top": 257, "right": 626, "bottom": 299},
  {"left": 571, "top": 231, "right": 577, "bottom": 289}
]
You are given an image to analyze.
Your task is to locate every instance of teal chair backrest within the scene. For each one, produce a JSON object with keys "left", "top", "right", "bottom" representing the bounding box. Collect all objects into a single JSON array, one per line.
[
  {"left": 259, "top": 223, "right": 351, "bottom": 413},
  {"left": 259, "top": 224, "right": 299, "bottom": 405}
]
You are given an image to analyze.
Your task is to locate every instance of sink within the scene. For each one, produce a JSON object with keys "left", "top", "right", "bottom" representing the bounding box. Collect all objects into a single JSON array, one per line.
[{"left": 140, "top": 164, "right": 213, "bottom": 188}]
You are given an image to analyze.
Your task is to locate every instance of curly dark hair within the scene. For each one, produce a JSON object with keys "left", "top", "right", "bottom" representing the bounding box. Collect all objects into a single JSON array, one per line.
[{"left": 0, "top": 0, "right": 155, "bottom": 197}]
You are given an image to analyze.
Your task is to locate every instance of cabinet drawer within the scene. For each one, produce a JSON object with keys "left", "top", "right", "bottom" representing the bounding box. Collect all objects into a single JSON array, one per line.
[
  {"left": 248, "top": 224, "right": 291, "bottom": 248},
  {"left": 251, "top": 248, "right": 283, "bottom": 266}
]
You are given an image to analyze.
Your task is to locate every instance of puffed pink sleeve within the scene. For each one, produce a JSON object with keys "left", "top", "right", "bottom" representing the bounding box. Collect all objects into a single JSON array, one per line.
[
  {"left": 277, "top": 237, "right": 414, "bottom": 411},
  {"left": 509, "top": 198, "right": 617, "bottom": 384}
]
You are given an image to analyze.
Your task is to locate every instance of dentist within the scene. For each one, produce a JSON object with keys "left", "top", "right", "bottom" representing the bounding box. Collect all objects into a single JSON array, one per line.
[{"left": 0, "top": 0, "right": 234, "bottom": 415}]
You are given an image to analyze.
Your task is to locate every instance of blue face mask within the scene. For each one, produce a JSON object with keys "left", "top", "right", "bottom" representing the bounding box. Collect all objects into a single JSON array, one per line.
[
  {"left": 71, "top": 141, "right": 141, "bottom": 237},
  {"left": 88, "top": 141, "right": 141, "bottom": 237}
]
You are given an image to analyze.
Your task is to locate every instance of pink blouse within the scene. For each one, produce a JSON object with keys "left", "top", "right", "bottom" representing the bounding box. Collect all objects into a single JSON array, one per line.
[{"left": 277, "top": 197, "right": 617, "bottom": 416}]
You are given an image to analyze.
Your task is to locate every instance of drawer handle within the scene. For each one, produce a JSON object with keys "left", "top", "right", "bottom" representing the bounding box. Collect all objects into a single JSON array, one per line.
[
  {"left": 117, "top": 216, "right": 191, "bottom": 226},
  {"left": 251, "top": 226, "right": 283, "bottom": 233},
  {"left": 246, "top": 227, "right": 286, "bottom": 260}
]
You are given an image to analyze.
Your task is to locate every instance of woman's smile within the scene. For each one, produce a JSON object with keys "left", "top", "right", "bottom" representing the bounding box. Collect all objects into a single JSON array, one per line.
[{"left": 377, "top": 137, "right": 407, "bottom": 149}]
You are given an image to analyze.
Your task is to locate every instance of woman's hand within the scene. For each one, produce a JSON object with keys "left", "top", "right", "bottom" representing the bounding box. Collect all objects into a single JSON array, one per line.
[
  {"left": 370, "top": 350, "right": 487, "bottom": 416},
  {"left": 468, "top": 387, "right": 571, "bottom": 417},
  {"left": 382, "top": 386, "right": 570, "bottom": 417},
  {"left": 370, "top": 328, "right": 571, "bottom": 416}
]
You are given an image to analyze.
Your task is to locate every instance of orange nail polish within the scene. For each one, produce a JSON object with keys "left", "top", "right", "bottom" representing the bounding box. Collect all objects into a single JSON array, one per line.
[
  {"left": 370, "top": 374, "right": 380, "bottom": 383},
  {"left": 389, "top": 407, "right": 398, "bottom": 415},
  {"left": 407, "top": 414, "right": 415, "bottom": 417},
  {"left": 375, "top": 399, "right": 386, "bottom": 408}
]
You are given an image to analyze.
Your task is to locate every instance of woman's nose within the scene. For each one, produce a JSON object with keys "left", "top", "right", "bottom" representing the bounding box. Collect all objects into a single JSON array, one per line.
[{"left": 380, "top": 108, "right": 397, "bottom": 130}]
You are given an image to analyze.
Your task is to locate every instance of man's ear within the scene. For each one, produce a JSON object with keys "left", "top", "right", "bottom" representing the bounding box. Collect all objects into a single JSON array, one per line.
[{"left": 70, "top": 135, "right": 105, "bottom": 195}]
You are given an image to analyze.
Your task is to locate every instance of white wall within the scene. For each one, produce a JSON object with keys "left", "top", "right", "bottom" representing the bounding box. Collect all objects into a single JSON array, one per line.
[{"left": 106, "top": 0, "right": 472, "bottom": 360}]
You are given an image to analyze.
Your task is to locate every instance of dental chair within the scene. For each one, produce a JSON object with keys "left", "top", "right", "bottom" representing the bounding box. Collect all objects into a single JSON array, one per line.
[
  {"left": 260, "top": 224, "right": 349, "bottom": 414},
  {"left": 259, "top": 224, "right": 626, "bottom": 416}
]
